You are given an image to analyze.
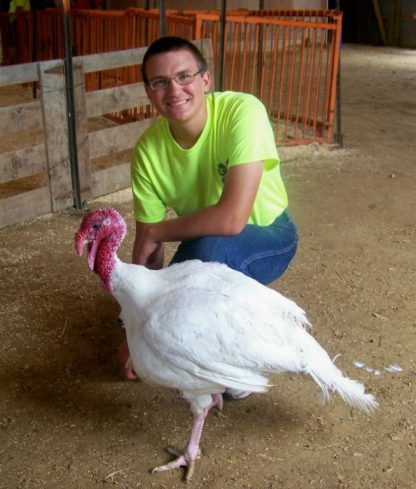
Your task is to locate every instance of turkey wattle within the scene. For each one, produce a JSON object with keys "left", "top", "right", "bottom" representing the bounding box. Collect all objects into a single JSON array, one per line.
[{"left": 75, "top": 207, "right": 378, "bottom": 481}]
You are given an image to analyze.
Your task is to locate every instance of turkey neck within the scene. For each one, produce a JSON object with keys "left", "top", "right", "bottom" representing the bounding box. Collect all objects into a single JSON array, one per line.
[{"left": 95, "top": 234, "right": 121, "bottom": 292}]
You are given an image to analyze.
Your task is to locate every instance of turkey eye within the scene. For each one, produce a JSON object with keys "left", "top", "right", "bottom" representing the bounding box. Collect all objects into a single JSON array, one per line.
[{"left": 92, "top": 224, "right": 100, "bottom": 230}]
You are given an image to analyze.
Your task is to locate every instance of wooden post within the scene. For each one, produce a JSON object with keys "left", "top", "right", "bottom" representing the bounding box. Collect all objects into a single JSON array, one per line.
[
  {"left": 387, "top": 0, "right": 401, "bottom": 46},
  {"left": 372, "top": 0, "right": 387, "bottom": 46},
  {"left": 72, "top": 60, "right": 92, "bottom": 202},
  {"left": 39, "top": 60, "right": 73, "bottom": 212},
  {"left": 39, "top": 59, "right": 91, "bottom": 212}
]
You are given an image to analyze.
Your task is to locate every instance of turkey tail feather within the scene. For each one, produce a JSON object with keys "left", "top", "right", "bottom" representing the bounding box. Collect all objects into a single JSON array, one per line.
[{"left": 307, "top": 364, "right": 378, "bottom": 414}]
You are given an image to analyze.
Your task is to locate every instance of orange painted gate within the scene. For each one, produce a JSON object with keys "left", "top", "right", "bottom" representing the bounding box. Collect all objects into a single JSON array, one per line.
[{"left": 0, "top": 8, "right": 342, "bottom": 146}]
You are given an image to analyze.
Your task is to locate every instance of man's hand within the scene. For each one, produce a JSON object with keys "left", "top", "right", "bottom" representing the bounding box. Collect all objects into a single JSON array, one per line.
[
  {"left": 133, "top": 222, "right": 164, "bottom": 269},
  {"left": 131, "top": 161, "right": 264, "bottom": 268},
  {"left": 138, "top": 237, "right": 164, "bottom": 270}
]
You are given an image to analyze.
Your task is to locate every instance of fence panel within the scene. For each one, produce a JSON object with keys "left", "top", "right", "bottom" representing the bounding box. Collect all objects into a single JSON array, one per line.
[
  {"left": 0, "top": 8, "right": 342, "bottom": 146},
  {"left": 0, "top": 39, "right": 213, "bottom": 229},
  {"left": 196, "top": 11, "right": 342, "bottom": 145}
]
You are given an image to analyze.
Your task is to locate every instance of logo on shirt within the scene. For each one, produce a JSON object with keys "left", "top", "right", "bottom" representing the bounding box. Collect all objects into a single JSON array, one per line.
[{"left": 217, "top": 159, "right": 229, "bottom": 183}]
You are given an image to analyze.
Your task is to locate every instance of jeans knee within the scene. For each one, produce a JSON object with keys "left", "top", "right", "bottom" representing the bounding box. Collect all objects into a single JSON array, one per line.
[
  {"left": 241, "top": 234, "right": 298, "bottom": 285},
  {"left": 171, "top": 236, "right": 228, "bottom": 264}
]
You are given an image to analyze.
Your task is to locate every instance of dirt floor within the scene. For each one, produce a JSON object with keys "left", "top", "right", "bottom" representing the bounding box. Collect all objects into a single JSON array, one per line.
[{"left": 1, "top": 44, "right": 416, "bottom": 488}]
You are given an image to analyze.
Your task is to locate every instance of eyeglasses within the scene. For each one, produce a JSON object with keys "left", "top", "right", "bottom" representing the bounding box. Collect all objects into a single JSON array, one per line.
[{"left": 148, "top": 69, "right": 204, "bottom": 91}]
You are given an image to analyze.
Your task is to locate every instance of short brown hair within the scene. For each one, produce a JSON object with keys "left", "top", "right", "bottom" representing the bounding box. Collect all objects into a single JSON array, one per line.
[{"left": 141, "top": 36, "right": 208, "bottom": 85}]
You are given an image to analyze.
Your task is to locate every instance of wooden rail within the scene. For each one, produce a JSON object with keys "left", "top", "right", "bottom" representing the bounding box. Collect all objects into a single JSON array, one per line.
[
  {"left": 0, "top": 39, "right": 214, "bottom": 229},
  {"left": 0, "top": 8, "right": 342, "bottom": 146}
]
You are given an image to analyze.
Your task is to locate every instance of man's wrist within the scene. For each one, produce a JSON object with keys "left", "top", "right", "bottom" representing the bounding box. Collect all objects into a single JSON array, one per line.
[{"left": 147, "top": 222, "right": 163, "bottom": 243}]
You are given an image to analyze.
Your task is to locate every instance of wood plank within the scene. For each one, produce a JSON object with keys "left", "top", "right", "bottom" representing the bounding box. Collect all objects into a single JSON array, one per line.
[
  {"left": 0, "top": 187, "right": 51, "bottom": 229},
  {"left": 0, "top": 61, "right": 39, "bottom": 87},
  {"left": 0, "top": 144, "right": 46, "bottom": 184},
  {"left": 38, "top": 59, "right": 73, "bottom": 212},
  {"left": 0, "top": 39, "right": 213, "bottom": 228},
  {"left": 76, "top": 39, "right": 211, "bottom": 74},
  {"left": 91, "top": 162, "right": 131, "bottom": 199},
  {"left": 199, "top": 39, "right": 215, "bottom": 82},
  {"left": 76, "top": 47, "right": 148, "bottom": 74},
  {"left": 0, "top": 100, "right": 43, "bottom": 134},
  {"left": 0, "top": 39, "right": 212, "bottom": 88},
  {"left": 86, "top": 82, "right": 149, "bottom": 118},
  {"left": 89, "top": 118, "right": 156, "bottom": 160},
  {"left": 73, "top": 61, "right": 92, "bottom": 202}
]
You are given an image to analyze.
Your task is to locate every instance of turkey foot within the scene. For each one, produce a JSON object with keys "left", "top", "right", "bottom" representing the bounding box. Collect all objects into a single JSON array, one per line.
[
  {"left": 151, "top": 394, "right": 223, "bottom": 481},
  {"left": 117, "top": 337, "right": 138, "bottom": 380},
  {"left": 151, "top": 447, "right": 198, "bottom": 482}
]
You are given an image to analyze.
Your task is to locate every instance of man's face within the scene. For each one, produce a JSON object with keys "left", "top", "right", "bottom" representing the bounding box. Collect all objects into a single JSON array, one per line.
[{"left": 144, "top": 48, "right": 211, "bottom": 126}]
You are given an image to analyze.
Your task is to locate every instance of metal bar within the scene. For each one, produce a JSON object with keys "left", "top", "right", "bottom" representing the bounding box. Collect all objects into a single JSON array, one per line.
[
  {"left": 292, "top": 28, "right": 305, "bottom": 140},
  {"left": 335, "top": 53, "right": 343, "bottom": 147},
  {"left": 159, "top": 0, "right": 167, "bottom": 37},
  {"left": 5, "top": 8, "right": 343, "bottom": 148},
  {"left": 250, "top": 24, "right": 258, "bottom": 93},
  {"left": 256, "top": 14, "right": 264, "bottom": 98},
  {"left": 334, "top": 1, "right": 343, "bottom": 146},
  {"left": 327, "top": 12, "right": 343, "bottom": 145},
  {"left": 62, "top": 0, "right": 82, "bottom": 210},
  {"left": 258, "top": 23, "right": 268, "bottom": 99},
  {"left": 277, "top": 25, "right": 287, "bottom": 139},
  {"left": 241, "top": 23, "right": 249, "bottom": 92},
  {"left": 302, "top": 27, "right": 317, "bottom": 138},
  {"left": 267, "top": 23, "right": 278, "bottom": 114},
  {"left": 218, "top": 0, "right": 227, "bottom": 90}
]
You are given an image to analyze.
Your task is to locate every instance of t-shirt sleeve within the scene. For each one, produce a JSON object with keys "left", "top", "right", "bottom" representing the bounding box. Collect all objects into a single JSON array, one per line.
[
  {"left": 131, "top": 144, "right": 166, "bottom": 223},
  {"left": 225, "top": 95, "right": 279, "bottom": 171}
]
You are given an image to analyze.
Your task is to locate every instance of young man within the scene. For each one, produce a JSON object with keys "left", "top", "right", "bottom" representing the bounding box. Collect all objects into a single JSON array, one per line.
[
  {"left": 119, "top": 36, "right": 298, "bottom": 382},
  {"left": 8, "top": 0, "right": 30, "bottom": 14}
]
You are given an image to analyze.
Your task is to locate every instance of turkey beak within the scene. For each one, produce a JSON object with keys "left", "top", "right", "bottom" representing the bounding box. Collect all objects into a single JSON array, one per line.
[
  {"left": 75, "top": 229, "right": 87, "bottom": 255},
  {"left": 75, "top": 231, "right": 96, "bottom": 272},
  {"left": 86, "top": 239, "right": 99, "bottom": 271}
]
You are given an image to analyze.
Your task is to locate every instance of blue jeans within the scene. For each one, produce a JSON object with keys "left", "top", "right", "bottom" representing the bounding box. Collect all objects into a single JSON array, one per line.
[{"left": 170, "top": 210, "right": 298, "bottom": 285}]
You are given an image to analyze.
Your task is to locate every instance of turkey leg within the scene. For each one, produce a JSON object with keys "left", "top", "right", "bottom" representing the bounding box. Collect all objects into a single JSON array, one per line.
[{"left": 151, "top": 394, "right": 223, "bottom": 482}]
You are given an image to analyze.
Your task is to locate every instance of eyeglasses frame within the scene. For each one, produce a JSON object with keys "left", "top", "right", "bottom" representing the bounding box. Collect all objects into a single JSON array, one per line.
[{"left": 147, "top": 69, "right": 205, "bottom": 91}]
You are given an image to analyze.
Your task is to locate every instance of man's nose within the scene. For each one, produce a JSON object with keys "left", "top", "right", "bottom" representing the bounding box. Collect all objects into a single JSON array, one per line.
[{"left": 166, "top": 77, "right": 182, "bottom": 92}]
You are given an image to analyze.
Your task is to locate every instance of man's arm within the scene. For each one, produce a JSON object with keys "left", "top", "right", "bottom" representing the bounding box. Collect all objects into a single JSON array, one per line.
[
  {"left": 132, "top": 221, "right": 165, "bottom": 268},
  {"left": 134, "top": 161, "right": 263, "bottom": 266}
]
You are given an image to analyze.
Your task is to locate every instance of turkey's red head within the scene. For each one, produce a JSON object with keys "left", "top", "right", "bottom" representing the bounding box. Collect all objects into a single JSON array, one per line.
[{"left": 75, "top": 208, "right": 126, "bottom": 291}]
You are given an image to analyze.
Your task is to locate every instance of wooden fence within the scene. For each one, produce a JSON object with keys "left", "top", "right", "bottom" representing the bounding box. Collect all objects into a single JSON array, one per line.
[
  {"left": 0, "top": 39, "right": 213, "bottom": 229},
  {"left": 0, "top": 10, "right": 343, "bottom": 228},
  {"left": 0, "top": 8, "right": 343, "bottom": 146}
]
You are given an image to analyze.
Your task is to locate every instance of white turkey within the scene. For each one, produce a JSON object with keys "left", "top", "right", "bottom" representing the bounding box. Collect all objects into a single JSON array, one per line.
[{"left": 75, "top": 207, "right": 377, "bottom": 481}]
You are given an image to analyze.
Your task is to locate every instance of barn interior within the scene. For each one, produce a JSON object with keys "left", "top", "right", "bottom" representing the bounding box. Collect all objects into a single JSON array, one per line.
[{"left": 0, "top": 2, "right": 415, "bottom": 488}]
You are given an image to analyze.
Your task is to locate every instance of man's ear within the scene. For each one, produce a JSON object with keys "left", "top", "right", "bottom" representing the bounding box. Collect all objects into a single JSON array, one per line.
[{"left": 202, "top": 70, "right": 212, "bottom": 93}]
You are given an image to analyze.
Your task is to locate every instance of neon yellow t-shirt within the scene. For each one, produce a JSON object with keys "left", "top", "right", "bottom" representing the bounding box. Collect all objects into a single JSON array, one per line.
[
  {"left": 9, "top": 0, "right": 31, "bottom": 13},
  {"left": 131, "top": 91, "right": 288, "bottom": 226}
]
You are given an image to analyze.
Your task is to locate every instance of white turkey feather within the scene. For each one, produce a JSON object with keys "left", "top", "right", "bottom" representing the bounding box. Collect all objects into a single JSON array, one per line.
[
  {"left": 112, "top": 258, "right": 377, "bottom": 413},
  {"left": 75, "top": 208, "right": 378, "bottom": 481}
]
